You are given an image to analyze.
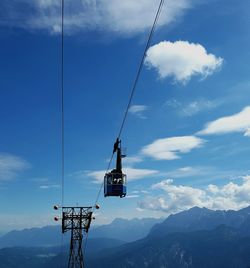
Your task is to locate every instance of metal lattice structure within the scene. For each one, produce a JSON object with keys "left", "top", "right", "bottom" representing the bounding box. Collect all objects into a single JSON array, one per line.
[{"left": 62, "top": 207, "right": 93, "bottom": 268}]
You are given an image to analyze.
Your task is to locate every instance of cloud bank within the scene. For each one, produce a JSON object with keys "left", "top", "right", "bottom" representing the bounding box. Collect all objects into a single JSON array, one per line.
[
  {"left": 138, "top": 176, "right": 250, "bottom": 214},
  {"left": 129, "top": 105, "right": 148, "bottom": 119},
  {"left": 145, "top": 41, "right": 223, "bottom": 82},
  {"left": 141, "top": 136, "right": 205, "bottom": 160},
  {"left": 198, "top": 106, "right": 250, "bottom": 136},
  {"left": 0, "top": 153, "right": 30, "bottom": 181},
  {"left": 166, "top": 98, "right": 223, "bottom": 117},
  {"left": 0, "top": 0, "right": 192, "bottom": 35}
]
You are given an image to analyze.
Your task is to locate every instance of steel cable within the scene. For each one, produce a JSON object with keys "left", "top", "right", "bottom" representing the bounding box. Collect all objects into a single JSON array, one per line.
[{"left": 92, "top": 0, "right": 165, "bottom": 208}]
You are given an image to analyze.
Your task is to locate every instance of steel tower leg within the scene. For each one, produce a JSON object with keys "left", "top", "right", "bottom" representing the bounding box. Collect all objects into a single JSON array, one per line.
[{"left": 61, "top": 207, "right": 93, "bottom": 268}]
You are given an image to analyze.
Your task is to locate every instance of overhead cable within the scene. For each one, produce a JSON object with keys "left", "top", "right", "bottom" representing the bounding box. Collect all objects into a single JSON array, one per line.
[{"left": 93, "top": 0, "right": 165, "bottom": 207}]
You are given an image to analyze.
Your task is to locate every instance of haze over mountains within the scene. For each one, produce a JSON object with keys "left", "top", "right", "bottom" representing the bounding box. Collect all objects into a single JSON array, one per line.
[
  {"left": 88, "top": 225, "right": 250, "bottom": 268},
  {"left": 150, "top": 206, "right": 250, "bottom": 236},
  {"left": 1, "top": 206, "right": 250, "bottom": 267},
  {"left": 89, "top": 217, "right": 163, "bottom": 242},
  {"left": 87, "top": 206, "right": 250, "bottom": 267},
  {"left": 0, "top": 217, "right": 162, "bottom": 249}
]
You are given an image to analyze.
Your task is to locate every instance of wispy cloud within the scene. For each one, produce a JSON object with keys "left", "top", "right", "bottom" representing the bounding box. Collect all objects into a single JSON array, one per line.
[
  {"left": 138, "top": 175, "right": 250, "bottom": 214},
  {"left": 163, "top": 166, "right": 211, "bottom": 179},
  {"left": 145, "top": 41, "right": 223, "bottom": 83},
  {"left": 141, "top": 136, "right": 205, "bottom": 160},
  {"left": 123, "top": 155, "right": 143, "bottom": 166},
  {"left": 126, "top": 194, "right": 140, "bottom": 199},
  {"left": 87, "top": 167, "right": 158, "bottom": 183},
  {"left": 128, "top": 105, "right": 148, "bottom": 119},
  {"left": 165, "top": 98, "right": 223, "bottom": 117},
  {"left": 132, "top": 190, "right": 149, "bottom": 195},
  {"left": 198, "top": 106, "right": 250, "bottom": 136},
  {"left": 0, "top": 0, "right": 193, "bottom": 35},
  {"left": 0, "top": 153, "right": 30, "bottom": 181},
  {"left": 39, "top": 184, "right": 60, "bottom": 189},
  {"left": 160, "top": 166, "right": 246, "bottom": 185}
]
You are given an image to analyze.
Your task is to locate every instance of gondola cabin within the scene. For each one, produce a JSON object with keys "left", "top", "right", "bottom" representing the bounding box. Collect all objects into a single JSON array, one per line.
[
  {"left": 104, "top": 138, "right": 127, "bottom": 198},
  {"left": 104, "top": 171, "right": 126, "bottom": 198}
]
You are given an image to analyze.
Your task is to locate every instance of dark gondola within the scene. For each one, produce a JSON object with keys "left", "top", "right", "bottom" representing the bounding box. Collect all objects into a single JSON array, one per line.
[{"left": 104, "top": 138, "right": 126, "bottom": 198}]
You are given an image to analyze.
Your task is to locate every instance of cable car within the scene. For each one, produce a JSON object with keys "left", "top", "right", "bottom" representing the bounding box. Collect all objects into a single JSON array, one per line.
[{"left": 104, "top": 138, "right": 126, "bottom": 198}]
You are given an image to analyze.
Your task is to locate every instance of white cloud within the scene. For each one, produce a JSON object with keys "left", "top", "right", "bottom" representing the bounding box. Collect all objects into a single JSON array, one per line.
[
  {"left": 87, "top": 167, "right": 158, "bottom": 183},
  {"left": 138, "top": 176, "right": 250, "bottom": 214},
  {"left": 145, "top": 41, "right": 223, "bottom": 83},
  {"left": 181, "top": 100, "right": 213, "bottom": 116},
  {"left": 123, "top": 155, "right": 143, "bottom": 166},
  {"left": 101, "top": 0, "right": 191, "bottom": 34},
  {"left": 126, "top": 194, "right": 140, "bottom": 199},
  {"left": 0, "top": 153, "right": 30, "bottom": 181},
  {"left": 0, "top": 0, "right": 192, "bottom": 35},
  {"left": 129, "top": 105, "right": 148, "bottom": 119},
  {"left": 141, "top": 136, "right": 205, "bottom": 160},
  {"left": 244, "top": 128, "right": 250, "bottom": 137},
  {"left": 165, "top": 98, "right": 223, "bottom": 117},
  {"left": 178, "top": 167, "right": 193, "bottom": 172},
  {"left": 160, "top": 166, "right": 245, "bottom": 184},
  {"left": 207, "top": 184, "right": 219, "bottom": 194},
  {"left": 39, "top": 184, "right": 60, "bottom": 189},
  {"left": 198, "top": 106, "right": 250, "bottom": 136},
  {"left": 164, "top": 166, "right": 206, "bottom": 178},
  {"left": 129, "top": 105, "right": 147, "bottom": 114}
]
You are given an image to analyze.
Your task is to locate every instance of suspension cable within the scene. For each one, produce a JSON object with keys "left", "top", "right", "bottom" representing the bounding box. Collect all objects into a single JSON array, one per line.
[
  {"left": 92, "top": 0, "right": 165, "bottom": 207},
  {"left": 60, "top": 0, "right": 65, "bottom": 267},
  {"left": 61, "top": 0, "right": 65, "bottom": 209},
  {"left": 117, "top": 0, "right": 165, "bottom": 139},
  {"left": 93, "top": 151, "right": 114, "bottom": 206},
  {"left": 85, "top": 0, "right": 165, "bottom": 265},
  {"left": 59, "top": 0, "right": 165, "bottom": 263}
]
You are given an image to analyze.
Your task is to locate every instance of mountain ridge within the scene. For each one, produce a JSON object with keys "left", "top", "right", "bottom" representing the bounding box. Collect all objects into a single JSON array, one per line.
[
  {"left": 1, "top": 206, "right": 250, "bottom": 267},
  {"left": 0, "top": 217, "right": 162, "bottom": 248},
  {"left": 149, "top": 205, "right": 250, "bottom": 237},
  {"left": 87, "top": 224, "right": 250, "bottom": 268}
]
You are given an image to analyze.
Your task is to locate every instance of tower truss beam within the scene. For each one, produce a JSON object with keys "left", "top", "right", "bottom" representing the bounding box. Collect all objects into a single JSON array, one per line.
[{"left": 62, "top": 206, "right": 93, "bottom": 268}]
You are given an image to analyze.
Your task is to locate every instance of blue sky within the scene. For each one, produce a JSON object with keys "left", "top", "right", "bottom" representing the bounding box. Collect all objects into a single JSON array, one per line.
[{"left": 0, "top": 0, "right": 250, "bottom": 232}]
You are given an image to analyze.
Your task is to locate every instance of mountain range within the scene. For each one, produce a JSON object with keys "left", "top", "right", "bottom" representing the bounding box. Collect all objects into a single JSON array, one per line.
[
  {"left": 1, "top": 206, "right": 250, "bottom": 267},
  {"left": 87, "top": 206, "right": 250, "bottom": 268},
  {"left": 89, "top": 217, "right": 163, "bottom": 242},
  {"left": 87, "top": 225, "right": 250, "bottom": 268},
  {"left": 150, "top": 206, "right": 250, "bottom": 237},
  {"left": 0, "top": 217, "right": 161, "bottom": 249}
]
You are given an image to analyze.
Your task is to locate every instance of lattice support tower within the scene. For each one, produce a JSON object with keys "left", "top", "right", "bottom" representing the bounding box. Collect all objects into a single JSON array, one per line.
[{"left": 62, "top": 206, "right": 93, "bottom": 268}]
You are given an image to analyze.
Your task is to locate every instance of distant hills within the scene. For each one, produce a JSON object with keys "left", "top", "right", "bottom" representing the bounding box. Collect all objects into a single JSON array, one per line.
[
  {"left": 87, "top": 225, "right": 250, "bottom": 268},
  {"left": 0, "top": 217, "right": 162, "bottom": 248},
  {"left": 87, "top": 206, "right": 250, "bottom": 268},
  {"left": 0, "top": 238, "right": 126, "bottom": 268},
  {"left": 1, "top": 206, "right": 250, "bottom": 267},
  {"left": 89, "top": 217, "right": 163, "bottom": 242},
  {"left": 0, "top": 226, "right": 66, "bottom": 249},
  {"left": 149, "top": 205, "right": 250, "bottom": 237}
]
